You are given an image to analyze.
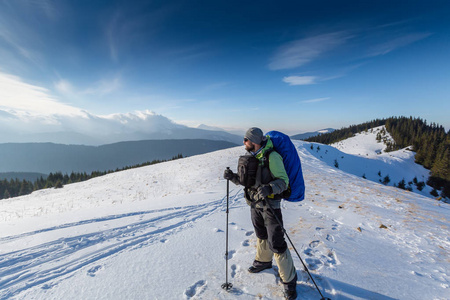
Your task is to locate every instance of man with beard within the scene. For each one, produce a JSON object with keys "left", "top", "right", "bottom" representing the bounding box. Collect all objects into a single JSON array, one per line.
[{"left": 224, "top": 127, "right": 298, "bottom": 300}]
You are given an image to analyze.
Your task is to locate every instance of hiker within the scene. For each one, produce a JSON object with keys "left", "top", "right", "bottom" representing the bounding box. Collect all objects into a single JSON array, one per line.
[{"left": 223, "top": 127, "right": 298, "bottom": 300}]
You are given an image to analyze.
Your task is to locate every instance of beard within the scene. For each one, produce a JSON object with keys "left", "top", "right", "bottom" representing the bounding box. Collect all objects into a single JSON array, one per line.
[{"left": 245, "top": 143, "right": 255, "bottom": 152}]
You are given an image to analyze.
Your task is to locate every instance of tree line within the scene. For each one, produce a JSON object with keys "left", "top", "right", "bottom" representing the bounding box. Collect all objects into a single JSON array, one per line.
[
  {"left": 305, "top": 119, "right": 386, "bottom": 145},
  {"left": 306, "top": 116, "right": 449, "bottom": 198},
  {"left": 0, "top": 154, "right": 183, "bottom": 200}
]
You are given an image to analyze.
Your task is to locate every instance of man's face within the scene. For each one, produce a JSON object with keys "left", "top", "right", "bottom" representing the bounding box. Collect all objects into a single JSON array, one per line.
[{"left": 243, "top": 138, "right": 255, "bottom": 152}]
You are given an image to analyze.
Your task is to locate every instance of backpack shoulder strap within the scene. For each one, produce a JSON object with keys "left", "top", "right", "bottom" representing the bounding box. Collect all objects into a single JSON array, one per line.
[{"left": 262, "top": 148, "right": 274, "bottom": 168}]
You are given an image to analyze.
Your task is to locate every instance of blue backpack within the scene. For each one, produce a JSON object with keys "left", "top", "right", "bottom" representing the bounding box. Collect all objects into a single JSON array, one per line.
[{"left": 266, "top": 131, "right": 305, "bottom": 202}]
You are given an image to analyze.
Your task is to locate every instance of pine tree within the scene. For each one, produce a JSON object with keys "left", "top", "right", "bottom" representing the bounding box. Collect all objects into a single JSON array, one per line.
[
  {"left": 55, "top": 180, "right": 63, "bottom": 189},
  {"left": 44, "top": 181, "right": 54, "bottom": 189},
  {"left": 19, "top": 180, "right": 33, "bottom": 196},
  {"left": 431, "top": 148, "right": 449, "bottom": 180},
  {"left": 398, "top": 179, "right": 406, "bottom": 190},
  {"left": 334, "top": 159, "right": 339, "bottom": 168}
]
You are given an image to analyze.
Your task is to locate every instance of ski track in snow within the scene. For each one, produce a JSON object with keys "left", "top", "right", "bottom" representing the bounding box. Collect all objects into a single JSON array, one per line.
[{"left": 0, "top": 190, "right": 242, "bottom": 299}]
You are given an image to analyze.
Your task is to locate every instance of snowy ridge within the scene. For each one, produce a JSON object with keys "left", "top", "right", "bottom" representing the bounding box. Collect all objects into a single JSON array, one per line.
[
  {"left": 0, "top": 142, "right": 449, "bottom": 299},
  {"left": 331, "top": 126, "right": 395, "bottom": 158},
  {"left": 311, "top": 126, "right": 434, "bottom": 198}
]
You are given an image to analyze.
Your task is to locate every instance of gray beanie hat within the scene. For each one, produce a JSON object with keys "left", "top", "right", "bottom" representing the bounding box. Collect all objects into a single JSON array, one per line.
[{"left": 245, "top": 127, "right": 266, "bottom": 145}]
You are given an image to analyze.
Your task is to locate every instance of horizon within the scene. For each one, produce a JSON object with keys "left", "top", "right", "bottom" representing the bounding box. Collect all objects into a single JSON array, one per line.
[{"left": 0, "top": 0, "right": 449, "bottom": 140}]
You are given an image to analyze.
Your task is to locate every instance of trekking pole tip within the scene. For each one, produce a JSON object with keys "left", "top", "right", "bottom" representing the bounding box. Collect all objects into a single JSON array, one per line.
[{"left": 221, "top": 282, "right": 233, "bottom": 291}]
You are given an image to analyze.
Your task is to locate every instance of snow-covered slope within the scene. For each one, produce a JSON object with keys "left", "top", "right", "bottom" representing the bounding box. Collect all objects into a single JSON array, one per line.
[
  {"left": 331, "top": 126, "right": 394, "bottom": 158},
  {"left": 0, "top": 142, "right": 448, "bottom": 299},
  {"left": 312, "top": 126, "right": 434, "bottom": 198}
]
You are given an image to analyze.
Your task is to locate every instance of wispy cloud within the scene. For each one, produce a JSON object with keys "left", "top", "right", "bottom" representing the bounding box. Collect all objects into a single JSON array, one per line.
[
  {"left": 25, "top": 0, "right": 60, "bottom": 20},
  {"left": 0, "top": 71, "right": 192, "bottom": 143},
  {"left": 283, "top": 76, "right": 318, "bottom": 86},
  {"left": 105, "top": 4, "right": 177, "bottom": 63},
  {"left": 367, "top": 32, "right": 432, "bottom": 57},
  {"left": 54, "top": 79, "right": 74, "bottom": 95},
  {"left": 164, "top": 42, "right": 217, "bottom": 65},
  {"left": 0, "top": 2, "right": 54, "bottom": 69},
  {"left": 106, "top": 11, "right": 121, "bottom": 63},
  {"left": 268, "top": 31, "right": 352, "bottom": 70},
  {"left": 300, "top": 97, "right": 330, "bottom": 103},
  {"left": 0, "top": 71, "right": 84, "bottom": 116},
  {"left": 0, "top": 26, "right": 37, "bottom": 63},
  {"left": 39, "top": 0, "right": 59, "bottom": 19},
  {"left": 83, "top": 76, "right": 122, "bottom": 96},
  {"left": 198, "top": 82, "right": 229, "bottom": 94}
]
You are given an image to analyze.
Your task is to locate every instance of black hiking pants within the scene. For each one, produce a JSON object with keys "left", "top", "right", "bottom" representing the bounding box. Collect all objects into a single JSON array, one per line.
[{"left": 251, "top": 206, "right": 288, "bottom": 254}]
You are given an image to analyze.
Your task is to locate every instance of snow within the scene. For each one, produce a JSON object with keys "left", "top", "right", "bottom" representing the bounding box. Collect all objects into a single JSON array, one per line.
[
  {"left": 320, "top": 126, "right": 434, "bottom": 198},
  {"left": 331, "top": 126, "right": 394, "bottom": 158},
  {"left": 0, "top": 138, "right": 449, "bottom": 299}
]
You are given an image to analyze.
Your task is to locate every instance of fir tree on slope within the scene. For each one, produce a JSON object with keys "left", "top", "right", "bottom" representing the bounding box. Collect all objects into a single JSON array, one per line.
[{"left": 306, "top": 116, "right": 450, "bottom": 198}]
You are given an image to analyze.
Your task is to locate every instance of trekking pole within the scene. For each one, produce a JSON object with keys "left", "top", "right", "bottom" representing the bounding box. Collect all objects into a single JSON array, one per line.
[
  {"left": 221, "top": 167, "right": 233, "bottom": 291},
  {"left": 265, "top": 199, "right": 331, "bottom": 300}
]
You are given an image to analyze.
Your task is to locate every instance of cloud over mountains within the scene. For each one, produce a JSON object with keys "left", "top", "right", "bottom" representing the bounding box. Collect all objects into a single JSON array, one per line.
[
  {"left": 0, "top": 72, "right": 240, "bottom": 145},
  {"left": 0, "top": 108, "right": 243, "bottom": 145}
]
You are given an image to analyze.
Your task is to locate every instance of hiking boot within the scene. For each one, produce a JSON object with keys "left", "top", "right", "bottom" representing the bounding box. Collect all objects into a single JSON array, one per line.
[
  {"left": 283, "top": 289, "right": 298, "bottom": 300},
  {"left": 248, "top": 260, "right": 272, "bottom": 273},
  {"left": 283, "top": 273, "right": 298, "bottom": 300}
]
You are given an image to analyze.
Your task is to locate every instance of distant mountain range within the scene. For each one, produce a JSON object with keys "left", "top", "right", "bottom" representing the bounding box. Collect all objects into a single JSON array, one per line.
[
  {"left": 290, "top": 128, "right": 335, "bottom": 140},
  {"left": 0, "top": 110, "right": 243, "bottom": 146},
  {"left": 1, "top": 127, "right": 243, "bottom": 146},
  {"left": 0, "top": 139, "right": 238, "bottom": 174}
]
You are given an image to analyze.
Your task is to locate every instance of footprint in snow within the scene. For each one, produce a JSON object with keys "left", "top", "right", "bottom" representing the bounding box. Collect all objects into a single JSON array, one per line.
[
  {"left": 304, "top": 248, "right": 316, "bottom": 257},
  {"left": 245, "top": 231, "right": 254, "bottom": 236},
  {"left": 326, "top": 250, "right": 340, "bottom": 266},
  {"left": 326, "top": 234, "right": 335, "bottom": 242},
  {"left": 183, "top": 280, "right": 207, "bottom": 299},
  {"left": 241, "top": 239, "right": 250, "bottom": 247},
  {"left": 231, "top": 264, "right": 238, "bottom": 278},
  {"left": 41, "top": 282, "right": 57, "bottom": 290},
  {"left": 87, "top": 265, "right": 102, "bottom": 277},
  {"left": 305, "top": 258, "right": 323, "bottom": 271},
  {"left": 309, "top": 240, "right": 320, "bottom": 248},
  {"left": 412, "top": 271, "right": 429, "bottom": 278}
]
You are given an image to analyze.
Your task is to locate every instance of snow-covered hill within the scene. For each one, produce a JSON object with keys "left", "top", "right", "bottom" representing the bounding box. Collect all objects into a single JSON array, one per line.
[
  {"left": 0, "top": 141, "right": 448, "bottom": 299},
  {"left": 331, "top": 126, "right": 395, "bottom": 158},
  {"left": 315, "top": 126, "right": 434, "bottom": 199}
]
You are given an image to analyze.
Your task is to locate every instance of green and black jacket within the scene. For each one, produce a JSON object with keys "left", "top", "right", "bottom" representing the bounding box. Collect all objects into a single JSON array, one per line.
[{"left": 231, "top": 137, "right": 289, "bottom": 209}]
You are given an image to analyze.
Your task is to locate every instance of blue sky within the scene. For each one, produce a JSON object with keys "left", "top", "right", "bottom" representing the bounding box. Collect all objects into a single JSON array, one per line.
[{"left": 0, "top": 0, "right": 449, "bottom": 135}]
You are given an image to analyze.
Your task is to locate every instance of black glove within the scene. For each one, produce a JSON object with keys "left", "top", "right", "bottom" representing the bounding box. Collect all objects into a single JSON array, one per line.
[
  {"left": 256, "top": 185, "right": 273, "bottom": 198},
  {"left": 223, "top": 169, "right": 235, "bottom": 180}
]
